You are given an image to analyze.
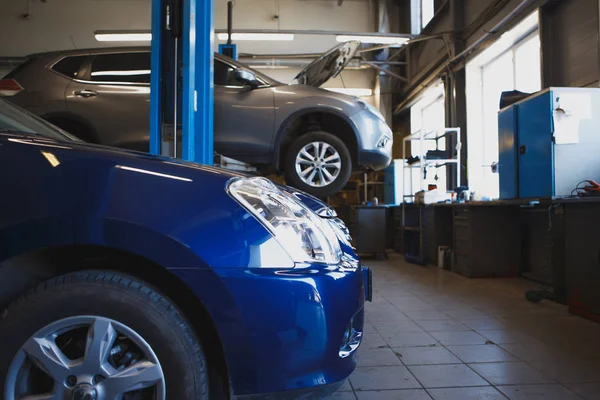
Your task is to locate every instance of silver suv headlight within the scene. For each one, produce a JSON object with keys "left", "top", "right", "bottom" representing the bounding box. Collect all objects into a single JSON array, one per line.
[
  {"left": 355, "top": 98, "right": 386, "bottom": 122},
  {"left": 228, "top": 177, "right": 342, "bottom": 265}
]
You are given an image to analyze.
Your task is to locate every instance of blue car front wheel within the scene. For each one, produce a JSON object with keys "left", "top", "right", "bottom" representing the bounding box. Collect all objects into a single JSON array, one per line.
[{"left": 0, "top": 271, "right": 209, "bottom": 400}]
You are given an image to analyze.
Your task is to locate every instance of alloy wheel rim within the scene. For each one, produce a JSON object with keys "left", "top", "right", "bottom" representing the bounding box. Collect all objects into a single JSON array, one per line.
[
  {"left": 4, "top": 316, "right": 165, "bottom": 400},
  {"left": 295, "top": 141, "right": 342, "bottom": 187}
]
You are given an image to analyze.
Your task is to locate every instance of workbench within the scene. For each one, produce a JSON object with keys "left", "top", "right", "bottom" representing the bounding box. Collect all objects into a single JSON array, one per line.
[{"left": 396, "top": 197, "right": 600, "bottom": 321}]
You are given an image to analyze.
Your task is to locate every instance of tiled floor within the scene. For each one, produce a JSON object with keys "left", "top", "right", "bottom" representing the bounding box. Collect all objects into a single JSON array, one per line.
[{"left": 329, "top": 253, "right": 600, "bottom": 400}]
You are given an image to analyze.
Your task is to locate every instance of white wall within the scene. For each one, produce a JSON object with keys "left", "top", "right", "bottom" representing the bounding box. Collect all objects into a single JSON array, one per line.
[
  {"left": 0, "top": 0, "right": 374, "bottom": 57},
  {"left": 0, "top": 0, "right": 152, "bottom": 56}
]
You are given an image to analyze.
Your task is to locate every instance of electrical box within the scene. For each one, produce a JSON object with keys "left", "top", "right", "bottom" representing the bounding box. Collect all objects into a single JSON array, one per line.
[{"left": 498, "top": 87, "right": 600, "bottom": 199}]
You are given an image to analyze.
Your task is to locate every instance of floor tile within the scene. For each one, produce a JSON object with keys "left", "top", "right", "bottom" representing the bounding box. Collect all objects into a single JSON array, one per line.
[
  {"left": 477, "top": 330, "right": 540, "bottom": 345},
  {"left": 394, "top": 346, "right": 462, "bottom": 366},
  {"left": 528, "top": 359, "right": 600, "bottom": 383},
  {"left": 349, "top": 366, "right": 422, "bottom": 390},
  {"left": 462, "top": 319, "right": 512, "bottom": 331},
  {"left": 417, "top": 320, "right": 471, "bottom": 332},
  {"left": 338, "top": 379, "right": 353, "bottom": 391},
  {"left": 469, "top": 362, "right": 554, "bottom": 385},
  {"left": 350, "top": 254, "right": 600, "bottom": 400},
  {"left": 565, "top": 382, "right": 600, "bottom": 400},
  {"left": 497, "top": 384, "right": 582, "bottom": 400},
  {"left": 363, "top": 322, "right": 379, "bottom": 334},
  {"left": 447, "top": 345, "right": 519, "bottom": 363},
  {"left": 367, "top": 305, "right": 411, "bottom": 322},
  {"left": 361, "top": 332, "right": 388, "bottom": 350},
  {"left": 408, "top": 364, "right": 489, "bottom": 388},
  {"left": 329, "top": 391, "right": 358, "bottom": 400},
  {"left": 325, "top": 391, "right": 356, "bottom": 400},
  {"left": 358, "top": 347, "right": 402, "bottom": 367},
  {"left": 430, "top": 331, "right": 488, "bottom": 346},
  {"left": 382, "top": 332, "right": 438, "bottom": 348},
  {"left": 354, "top": 389, "right": 433, "bottom": 400},
  {"left": 499, "top": 342, "right": 564, "bottom": 362},
  {"left": 386, "top": 295, "right": 427, "bottom": 304},
  {"left": 394, "top": 298, "right": 437, "bottom": 311},
  {"left": 404, "top": 310, "right": 453, "bottom": 321},
  {"left": 428, "top": 387, "right": 506, "bottom": 400},
  {"left": 373, "top": 320, "right": 425, "bottom": 334},
  {"left": 445, "top": 308, "right": 492, "bottom": 320}
]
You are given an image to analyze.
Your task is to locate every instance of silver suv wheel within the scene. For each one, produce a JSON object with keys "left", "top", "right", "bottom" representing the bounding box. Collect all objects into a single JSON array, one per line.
[{"left": 295, "top": 141, "right": 342, "bottom": 187}]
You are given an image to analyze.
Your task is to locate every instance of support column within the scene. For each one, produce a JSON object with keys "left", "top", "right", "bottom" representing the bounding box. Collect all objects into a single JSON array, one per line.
[
  {"left": 182, "top": 0, "right": 214, "bottom": 164},
  {"left": 150, "top": 0, "right": 214, "bottom": 164},
  {"left": 149, "top": 0, "right": 164, "bottom": 155},
  {"left": 447, "top": 0, "right": 468, "bottom": 187}
]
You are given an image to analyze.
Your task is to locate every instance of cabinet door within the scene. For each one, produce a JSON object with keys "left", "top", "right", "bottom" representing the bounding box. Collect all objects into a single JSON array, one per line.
[
  {"left": 517, "top": 92, "right": 554, "bottom": 198},
  {"left": 566, "top": 204, "right": 600, "bottom": 316},
  {"left": 498, "top": 106, "right": 518, "bottom": 199}
]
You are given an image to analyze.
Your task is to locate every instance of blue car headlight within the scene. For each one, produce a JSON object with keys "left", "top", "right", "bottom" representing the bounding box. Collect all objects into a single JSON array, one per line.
[
  {"left": 227, "top": 177, "right": 342, "bottom": 266},
  {"left": 329, "top": 217, "right": 353, "bottom": 247}
]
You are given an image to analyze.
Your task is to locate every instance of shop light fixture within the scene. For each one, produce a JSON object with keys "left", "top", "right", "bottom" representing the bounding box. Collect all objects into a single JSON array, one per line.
[
  {"left": 217, "top": 33, "right": 294, "bottom": 41},
  {"left": 325, "top": 88, "right": 373, "bottom": 97},
  {"left": 336, "top": 35, "right": 409, "bottom": 46},
  {"left": 95, "top": 32, "right": 152, "bottom": 42}
]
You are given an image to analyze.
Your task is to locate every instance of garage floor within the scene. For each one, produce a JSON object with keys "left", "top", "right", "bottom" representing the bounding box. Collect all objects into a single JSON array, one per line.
[{"left": 332, "top": 253, "right": 600, "bottom": 400}]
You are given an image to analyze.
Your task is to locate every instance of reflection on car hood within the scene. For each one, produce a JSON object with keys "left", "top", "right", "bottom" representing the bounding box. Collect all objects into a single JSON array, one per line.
[{"left": 294, "top": 41, "right": 361, "bottom": 88}]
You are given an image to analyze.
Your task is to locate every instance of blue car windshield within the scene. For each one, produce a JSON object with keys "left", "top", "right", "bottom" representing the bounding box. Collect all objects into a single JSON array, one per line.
[{"left": 0, "top": 99, "right": 81, "bottom": 142}]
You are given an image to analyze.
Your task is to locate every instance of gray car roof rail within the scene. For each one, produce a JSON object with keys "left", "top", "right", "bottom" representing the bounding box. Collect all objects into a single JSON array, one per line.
[{"left": 26, "top": 46, "right": 152, "bottom": 58}]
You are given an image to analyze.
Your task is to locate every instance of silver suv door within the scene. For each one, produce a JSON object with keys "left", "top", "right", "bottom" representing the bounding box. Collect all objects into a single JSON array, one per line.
[
  {"left": 213, "top": 59, "right": 275, "bottom": 163},
  {"left": 65, "top": 51, "right": 151, "bottom": 151}
]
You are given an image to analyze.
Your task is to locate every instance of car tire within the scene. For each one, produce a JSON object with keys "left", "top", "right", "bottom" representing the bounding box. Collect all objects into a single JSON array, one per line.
[
  {"left": 0, "top": 270, "right": 209, "bottom": 400},
  {"left": 285, "top": 131, "right": 352, "bottom": 197}
]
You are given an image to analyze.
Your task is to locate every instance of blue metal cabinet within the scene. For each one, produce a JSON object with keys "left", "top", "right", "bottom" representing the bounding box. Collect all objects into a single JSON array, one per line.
[
  {"left": 498, "top": 88, "right": 600, "bottom": 199},
  {"left": 384, "top": 160, "right": 402, "bottom": 205},
  {"left": 498, "top": 106, "right": 518, "bottom": 199},
  {"left": 516, "top": 91, "right": 554, "bottom": 198}
]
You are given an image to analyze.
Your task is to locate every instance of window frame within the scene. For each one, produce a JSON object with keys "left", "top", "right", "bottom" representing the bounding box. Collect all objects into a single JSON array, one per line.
[
  {"left": 466, "top": 19, "right": 541, "bottom": 199},
  {"left": 214, "top": 58, "right": 269, "bottom": 89},
  {"left": 67, "top": 51, "right": 152, "bottom": 86},
  {"left": 47, "top": 55, "right": 90, "bottom": 80}
]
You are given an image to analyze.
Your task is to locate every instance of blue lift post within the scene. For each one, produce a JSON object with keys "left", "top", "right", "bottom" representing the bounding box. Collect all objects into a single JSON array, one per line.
[{"left": 150, "top": 0, "right": 214, "bottom": 165}]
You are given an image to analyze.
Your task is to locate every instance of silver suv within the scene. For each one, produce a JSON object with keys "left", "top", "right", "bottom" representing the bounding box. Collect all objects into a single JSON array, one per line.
[{"left": 3, "top": 42, "right": 392, "bottom": 196}]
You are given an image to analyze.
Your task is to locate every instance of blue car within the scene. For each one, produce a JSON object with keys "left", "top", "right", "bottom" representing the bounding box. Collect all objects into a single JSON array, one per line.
[{"left": 0, "top": 99, "right": 370, "bottom": 400}]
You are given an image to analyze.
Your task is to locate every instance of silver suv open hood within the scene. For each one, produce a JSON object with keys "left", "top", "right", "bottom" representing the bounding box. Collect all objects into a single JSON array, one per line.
[{"left": 294, "top": 41, "right": 361, "bottom": 88}]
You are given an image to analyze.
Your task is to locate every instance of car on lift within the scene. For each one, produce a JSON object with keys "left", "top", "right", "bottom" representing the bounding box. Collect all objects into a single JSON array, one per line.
[
  {"left": 1, "top": 42, "right": 393, "bottom": 197},
  {"left": 0, "top": 98, "right": 369, "bottom": 399}
]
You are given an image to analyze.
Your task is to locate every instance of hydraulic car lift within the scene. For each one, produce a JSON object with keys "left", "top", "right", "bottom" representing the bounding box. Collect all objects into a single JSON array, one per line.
[{"left": 149, "top": 0, "right": 214, "bottom": 164}]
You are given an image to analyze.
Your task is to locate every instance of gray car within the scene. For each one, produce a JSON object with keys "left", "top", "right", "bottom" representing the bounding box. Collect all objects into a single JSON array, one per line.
[{"left": 2, "top": 42, "right": 392, "bottom": 196}]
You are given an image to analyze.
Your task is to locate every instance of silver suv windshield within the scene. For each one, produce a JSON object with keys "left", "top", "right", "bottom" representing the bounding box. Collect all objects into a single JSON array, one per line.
[{"left": 0, "top": 99, "right": 80, "bottom": 142}]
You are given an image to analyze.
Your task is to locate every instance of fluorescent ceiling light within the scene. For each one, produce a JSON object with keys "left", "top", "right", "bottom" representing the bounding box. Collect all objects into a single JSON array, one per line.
[
  {"left": 95, "top": 33, "right": 151, "bottom": 42},
  {"left": 336, "top": 35, "right": 409, "bottom": 46},
  {"left": 217, "top": 33, "right": 294, "bottom": 41},
  {"left": 325, "top": 88, "right": 373, "bottom": 97}
]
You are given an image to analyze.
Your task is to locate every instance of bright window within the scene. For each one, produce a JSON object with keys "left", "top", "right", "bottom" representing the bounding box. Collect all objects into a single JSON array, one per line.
[
  {"left": 466, "top": 11, "right": 540, "bottom": 199},
  {"left": 421, "top": 0, "right": 435, "bottom": 29},
  {"left": 408, "top": 82, "right": 447, "bottom": 193},
  {"left": 412, "top": 0, "right": 436, "bottom": 34}
]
